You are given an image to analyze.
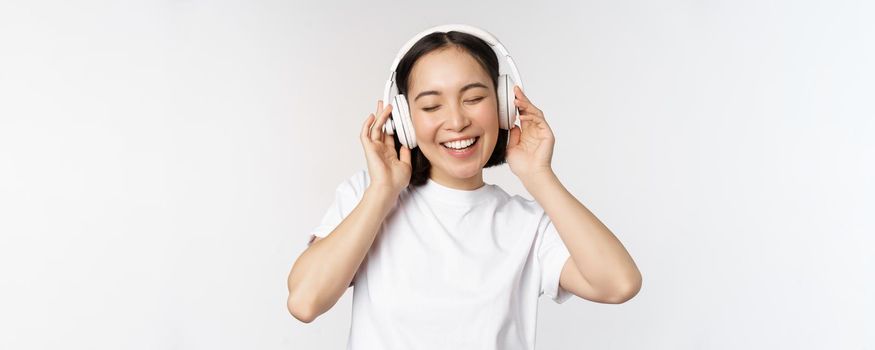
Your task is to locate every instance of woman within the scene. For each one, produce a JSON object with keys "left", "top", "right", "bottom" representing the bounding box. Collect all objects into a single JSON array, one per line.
[{"left": 287, "top": 26, "right": 642, "bottom": 349}]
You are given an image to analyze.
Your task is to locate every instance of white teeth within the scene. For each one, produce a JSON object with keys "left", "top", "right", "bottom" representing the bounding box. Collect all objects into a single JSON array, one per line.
[{"left": 442, "top": 137, "right": 476, "bottom": 149}]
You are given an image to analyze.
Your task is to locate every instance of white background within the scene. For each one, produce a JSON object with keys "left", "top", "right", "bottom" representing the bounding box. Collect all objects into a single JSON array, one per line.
[{"left": 1, "top": 0, "right": 872, "bottom": 349}]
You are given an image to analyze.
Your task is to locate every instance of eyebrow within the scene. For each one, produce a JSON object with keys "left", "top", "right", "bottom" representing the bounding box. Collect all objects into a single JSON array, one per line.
[{"left": 413, "top": 82, "right": 489, "bottom": 102}]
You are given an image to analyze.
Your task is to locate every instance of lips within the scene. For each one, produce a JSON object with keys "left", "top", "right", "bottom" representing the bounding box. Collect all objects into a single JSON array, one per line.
[
  {"left": 441, "top": 136, "right": 479, "bottom": 150},
  {"left": 442, "top": 136, "right": 479, "bottom": 159}
]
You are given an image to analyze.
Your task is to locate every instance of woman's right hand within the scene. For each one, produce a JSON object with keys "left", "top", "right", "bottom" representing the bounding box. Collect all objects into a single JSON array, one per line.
[{"left": 360, "top": 100, "right": 412, "bottom": 197}]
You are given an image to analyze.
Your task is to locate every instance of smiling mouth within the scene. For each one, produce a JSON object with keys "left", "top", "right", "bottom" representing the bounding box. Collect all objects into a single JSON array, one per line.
[
  {"left": 440, "top": 137, "right": 480, "bottom": 160},
  {"left": 441, "top": 136, "right": 479, "bottom": 150},
  {"left": 440, "top": 136, "right": 480, "bottom": 150}
]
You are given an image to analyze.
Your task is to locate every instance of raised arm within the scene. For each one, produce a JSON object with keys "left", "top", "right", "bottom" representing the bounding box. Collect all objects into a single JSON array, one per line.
[
  {"left": 287, "top": 100, "right": 411, "bottom": 323},
  {"left": 286, "top": 187, "right": 397, "bottom": 323}
]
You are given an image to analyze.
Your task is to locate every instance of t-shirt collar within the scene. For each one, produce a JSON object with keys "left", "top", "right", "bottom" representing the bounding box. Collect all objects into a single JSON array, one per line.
[{"left": 417, "top": 177, "right": 495, "bottom": 205}]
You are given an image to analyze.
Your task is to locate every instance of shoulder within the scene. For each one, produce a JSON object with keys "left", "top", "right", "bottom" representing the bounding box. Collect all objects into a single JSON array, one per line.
[
  {"left": 347, "top": 168, "right": 371, "bottom": 191},
  {"left": 331, "top": 169, "right": 371, "bottom": 199},
  {"left": 489, "top": 184, "right": 546, "bottom": 217},
  {"left": 349, "top": 168, "right": 371, "bottom": 191}
]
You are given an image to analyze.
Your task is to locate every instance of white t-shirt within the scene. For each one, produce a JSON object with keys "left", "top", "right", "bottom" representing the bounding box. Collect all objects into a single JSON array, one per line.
[{"left": 307, "top": 169, "right": 573, "bottom": 349}]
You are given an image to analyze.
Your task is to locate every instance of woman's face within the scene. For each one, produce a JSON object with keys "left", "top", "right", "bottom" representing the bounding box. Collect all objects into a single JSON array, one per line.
[{"left": 406, "top": 46, "right": 498, "bottom": 189}]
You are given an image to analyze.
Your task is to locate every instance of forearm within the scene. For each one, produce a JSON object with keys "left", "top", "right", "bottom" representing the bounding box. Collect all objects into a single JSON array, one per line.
[
  {"left": 287, "top": 187, "right": 396, "bottom": 322},
  {"left": 522, "top": 170, "right": 641, "bottom": 295}
]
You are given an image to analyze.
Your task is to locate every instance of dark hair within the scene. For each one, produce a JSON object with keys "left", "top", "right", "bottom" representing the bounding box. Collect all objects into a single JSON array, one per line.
[{"left": 392, "top": 31, "right": 509, "bottom": 188}]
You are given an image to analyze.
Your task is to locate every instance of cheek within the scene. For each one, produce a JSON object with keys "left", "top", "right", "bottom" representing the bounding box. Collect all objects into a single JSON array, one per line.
[
  {"left": 473, "top": 99, "right": 498, "bottom": 121},
  {"left": 411, "top": 116, "right": 439, "bottom": 142},
  {"left": 473, "top": 107, "right": 499, "bottom": 129}
]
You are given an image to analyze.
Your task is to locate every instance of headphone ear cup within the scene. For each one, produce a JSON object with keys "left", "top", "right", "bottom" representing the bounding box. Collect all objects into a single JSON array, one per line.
[
  {"left": 391, "top": 94, "right": 417, "bottom": 149},
  {"left": 497, "top": 75, "right": 516, "bottom": 130}
]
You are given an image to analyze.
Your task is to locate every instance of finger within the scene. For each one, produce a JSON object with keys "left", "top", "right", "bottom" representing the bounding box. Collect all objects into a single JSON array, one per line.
[
  {"left": 518, "top": 113, "right": 546, "bottom": 129},
  {"left": 513, "top": 86, "right": 543, "bottom": 116},
  {"left": 377, "top": 99, "right": 383, "bottom": 115},
  {"left": 385, "top": 131, "right": 396, "bottom": 148},
  {"left": 383, "top": 129, "right": 398, "bottom": 152},
  {"left": 380, "top": 104, "right": 394, "bottom": 138},
  {"left": 519, "top": 113, "right": 540, "bottom": 120},
  {"left": 513, "top": 95, "right": 532, "bottom": 112},
  {"left": 514, "top": 85, "right": 531, "bottom": 103},
  {"left": 361, "top": 113, "right": 375, "bottom": 142},
  {"left": 514, "top": 97, "right": 544, "bottom": 118},
  {"left": 508, "top": 125, "right": 521, "bottom": 146},
  {"left": 399, "top": 144, "right": 411, "bottom": 164},
  {"left": 518, "top": 117, "right": 532, "bottom": 132},
  {"left": 372, "top": 103, "right": 393, "bottom": 142},
  {"left": 516, "top": 104, "right": 545, "bottom": 124},
  {"left": 382, "top": 131, "right": 401, "bottom": 160},
  {"left": 371, "top": 110, "right": 386, "bottom": 141}
]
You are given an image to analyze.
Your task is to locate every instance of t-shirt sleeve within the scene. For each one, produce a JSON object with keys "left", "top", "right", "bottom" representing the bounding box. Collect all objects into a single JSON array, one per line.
[
  {"left": 306, "top": 169, "right": 370, "bottom": 247},
  {"left": 536, "top": 210, "right": 574, "bottom": 304}
]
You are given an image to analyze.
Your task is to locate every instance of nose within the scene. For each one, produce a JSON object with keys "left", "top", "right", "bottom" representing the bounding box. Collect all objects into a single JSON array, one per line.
[{"left": 444, "top": 102, "right": 471, "bottom": 132}]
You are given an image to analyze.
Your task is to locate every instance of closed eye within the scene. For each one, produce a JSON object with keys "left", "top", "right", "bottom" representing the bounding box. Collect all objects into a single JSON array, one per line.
[
  {"left": 422, "top": 97, "right": 485, "bottom": 113},
  {"left": 467, "top": 97, "right": 485, "bottom": 104}
]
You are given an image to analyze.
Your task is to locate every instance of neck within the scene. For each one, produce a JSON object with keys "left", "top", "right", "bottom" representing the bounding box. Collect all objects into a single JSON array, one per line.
[{"left": 429, "top": 170, "right": 485, "bottom": 191}]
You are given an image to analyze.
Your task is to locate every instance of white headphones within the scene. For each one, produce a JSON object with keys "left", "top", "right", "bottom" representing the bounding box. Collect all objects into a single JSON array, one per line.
[{"left": 381, "top": 24, "right": 524, "bottom": 149}]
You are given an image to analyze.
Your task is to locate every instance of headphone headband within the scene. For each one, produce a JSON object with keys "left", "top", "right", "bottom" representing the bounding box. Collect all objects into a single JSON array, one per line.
[{"left": 382, "top": 24, "right": 524, "bottom": 105}]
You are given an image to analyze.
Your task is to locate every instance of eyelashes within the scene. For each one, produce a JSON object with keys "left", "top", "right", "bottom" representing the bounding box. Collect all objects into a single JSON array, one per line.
[{"left": 422, "top": 97, "right": 486, "bottom": 112}]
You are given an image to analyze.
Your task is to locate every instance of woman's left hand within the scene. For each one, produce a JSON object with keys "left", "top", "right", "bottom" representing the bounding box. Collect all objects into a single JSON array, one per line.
[{"left": 506, "top": 85, "right": 556, "bottom": 181}]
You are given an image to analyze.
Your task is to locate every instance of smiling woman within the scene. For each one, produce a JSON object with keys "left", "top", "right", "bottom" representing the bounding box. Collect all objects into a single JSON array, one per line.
[
  {"left": 287, "top": 24, "right": 641, "bottom": 350},
  {"left": 391, "top": 31, "right": 509, "bottom": 188}
]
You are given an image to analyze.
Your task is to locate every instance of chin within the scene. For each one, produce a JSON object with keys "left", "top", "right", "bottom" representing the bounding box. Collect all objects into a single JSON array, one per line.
[
  {"left": 427, "top": 157, "right": 483, "bottom": 181},
  {"left": 448, "top": 166, "right": 482, "bottom": 179}
]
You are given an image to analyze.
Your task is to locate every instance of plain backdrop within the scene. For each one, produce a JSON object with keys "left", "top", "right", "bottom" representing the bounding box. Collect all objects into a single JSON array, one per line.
[{"left": 1, "top": 0, "right": 872, "bottom": 349}]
